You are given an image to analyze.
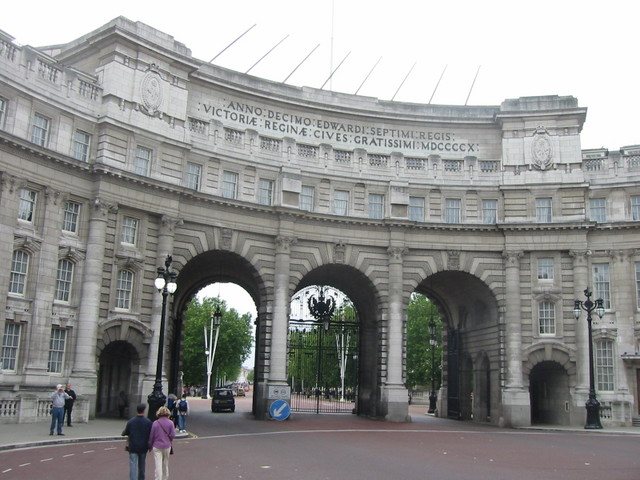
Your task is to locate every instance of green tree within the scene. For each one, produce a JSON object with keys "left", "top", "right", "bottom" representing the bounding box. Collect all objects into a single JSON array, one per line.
[
  {"left": 406, "top": 293, "right": 442, "bottom": 391},
  {"left": 182, "top": 296, "right": 253, "bottom": 387}
]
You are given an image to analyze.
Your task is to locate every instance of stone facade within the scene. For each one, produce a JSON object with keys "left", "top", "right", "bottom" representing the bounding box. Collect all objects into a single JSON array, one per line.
[{"left": 0, "top": 17, "right": 639, "bottom": 426}]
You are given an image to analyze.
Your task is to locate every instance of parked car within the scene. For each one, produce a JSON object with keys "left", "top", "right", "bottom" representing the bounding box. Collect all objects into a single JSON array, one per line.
[{"left": 211, "top": 387, "right": 236, "bottom": 412}]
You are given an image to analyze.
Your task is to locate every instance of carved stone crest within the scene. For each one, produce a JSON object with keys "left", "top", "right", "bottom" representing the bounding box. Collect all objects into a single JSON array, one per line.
[
  {"left": 140, "top": 69, "right": 163, "bottom": 115},
  {"left": 531, "top": 127, "right": 553, "bottom": 170}
]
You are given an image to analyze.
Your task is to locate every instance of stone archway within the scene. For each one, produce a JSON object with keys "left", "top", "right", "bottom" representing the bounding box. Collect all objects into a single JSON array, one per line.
[
  {"left": 96, "top": 340, "right": 140, "bottom": 417},
  {"left": 529, "top": 361, "right": 570, "bottom": 425}
]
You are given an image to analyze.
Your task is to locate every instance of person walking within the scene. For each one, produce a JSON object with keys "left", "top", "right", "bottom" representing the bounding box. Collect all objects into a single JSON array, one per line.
[
  {"left": 64, "top": 383, "right": 77, "bottom": 427},
  {"left": 148, "top": 406, "right": 175, "bottom": 480},
  {"left": 50, "top": 384, "right": 70, "bottom": 435},
  {"left": 176, "top": 394, "right": 189, "bottom": 433},
  {"left": 122, "top": 403, "right": 152, "bottom": 480}
]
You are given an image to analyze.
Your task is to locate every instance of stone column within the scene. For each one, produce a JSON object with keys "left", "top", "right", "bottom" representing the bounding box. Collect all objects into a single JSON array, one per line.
[
  {"left": 570, "top": 250, "right": 590, "bottom": 396},
  {"left": 383, "top": 246, "right": 410, "bottom": 422},
  {"left": 501, "top": 250, "right": 529, "bottom": 427},
  {"left": 73, "top": 198, "right": 115, "bottom": 407}
]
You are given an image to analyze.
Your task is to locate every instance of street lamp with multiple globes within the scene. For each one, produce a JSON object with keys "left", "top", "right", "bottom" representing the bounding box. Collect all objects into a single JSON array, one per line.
[
  {"left": 204, "top": 306, "right": 223, "bottom": 399},
  {"left": 573, "top": 288, "right": 605, "bottom": 429},
  {"left": 148, "top": 255, "right": 178, "bottom": 420},
  {"left": 427, "top": 316, "right": 438, "bottom": 414}
]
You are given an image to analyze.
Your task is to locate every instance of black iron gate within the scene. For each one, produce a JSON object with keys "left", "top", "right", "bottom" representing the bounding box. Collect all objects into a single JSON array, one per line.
[
  {"left": 447, "top": 328, "right": 461, "bottom": 419},
  {"left": 288, "top": 319, "right": 359, "bottom": 414}
]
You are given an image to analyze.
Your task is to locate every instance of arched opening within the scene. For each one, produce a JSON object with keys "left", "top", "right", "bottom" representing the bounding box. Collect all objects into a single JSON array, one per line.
[
  {"left": 529, "top": 361, "right": 570, "bottom": 425},
  {"left": 96, "top": 340, "right": 139, "bottom": 417}
]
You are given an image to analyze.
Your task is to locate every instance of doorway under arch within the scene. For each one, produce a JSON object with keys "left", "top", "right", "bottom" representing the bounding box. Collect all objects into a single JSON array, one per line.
[
  {"left": 529, "top": 361, "right": 570, "bottom": 425},
  {"left": 96, "top": 340, "right": 140, "bottom": 417}
]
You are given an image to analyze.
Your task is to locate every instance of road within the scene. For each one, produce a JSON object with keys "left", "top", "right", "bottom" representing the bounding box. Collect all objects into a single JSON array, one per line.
[{"left": 1, "top": 395, "right": 639, "bottom": 480}]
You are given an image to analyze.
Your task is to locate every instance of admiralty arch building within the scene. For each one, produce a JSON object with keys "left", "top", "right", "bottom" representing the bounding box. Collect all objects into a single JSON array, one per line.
[{"left": 1, "top": 17, "right": 640, "bottom": 428}]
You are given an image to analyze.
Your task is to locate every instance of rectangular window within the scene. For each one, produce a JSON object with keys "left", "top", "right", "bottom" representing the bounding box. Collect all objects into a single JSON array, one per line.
[
  {"left": 409, "top": 197, "right": 425, "bottom": 222},
  {"left": 595, "top": 340, "right": 615, "bottom": 391},
  {"left": 258, "top": 179, "right": 274, "bottom": 206},
  {"left": 0, "top": 98, "right": 6, "bottom": 128},
  {"left": 369, "top": 194, "right": 384, "bottom": 219},
  {"left": 18, "top": 188, "right": 36, "bottom": 222},
  {"left": 536, "top": 198, "right": 552, "bottom": 223},
  {"left": 55, "top": 259, "right": 74, "bottom": 302},
  {"left": 482, "top": 199, "right": 498, "bottom": 224},
  {"left": 593, "top": 263, "right": 611, "bottom": 309},
  {"left": 185, "top": 162, "right": 202, "bottom": 190},
  {"left": 1, "top": 322, "right": 21, "bottom": 371},
  {"left": 116, "top": 270, "right": 134, "bottom": 310},
  {"left": 134, "top": 146, "right": 151, "bottom": 176},
  {"left": 31, "top": 114, "right": 50, "bottom": 146},
  {"left": 537, "top": 258, "right": 554, "bottom": 280},
  {"left": 538, "top": 301, "right": 555, "bottom": 335},
  {"left": 300, "top": 186, "right": 314, "bottom": 212},
  {"left": 47, "top": 328, "right": 66, "bottom": 373},
  {"left": 9, "top": 250, "right": 29, "bottom": 295},
  {"left": 444, "top": 198, "right": 461, "bottom": 223},
  {"left": 333, "top": 190, "right": 349, "bottom": 216},
  {"left": 589, "top": 198, "right": 606, "bottom": 223},
  {"left": 72, "top": 130, "right": 91, "bottom": 162},
  {"left": 62, "top": 201, "right": 80, "bottom": 233},
  {"left": 631, "top": 196, "right": 640, "bottom": 221},
  {"left": 636, "top": 263, "right": 640, "bottom": 310},
  {"left": 221, "top": 171, "right": 238, "bottom": 199},
  {"left": 121, "top": 216, "right": 139, "bottom": 245}
]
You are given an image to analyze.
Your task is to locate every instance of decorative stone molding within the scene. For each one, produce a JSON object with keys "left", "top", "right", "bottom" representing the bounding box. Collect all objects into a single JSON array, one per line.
[
  {"left": 502, "top": 250, "right": 523, "bottom": 267},
  {"left": 334, "top": 242, "right": 346, "bottom": 264},
  {"left": 531, "top": 126, "right": 554, "bottom": 171},
  {"left": 221, "top": 228, "right": 233, "bottom": 251},
  {"left": 91, "top": 197, "right": 117, "bottom": 218},
  {"left": 13, "top": 236, "right": 41, "bottom": 254},
  {"left": 160, "top": 215, "right": 183, "bottom": 234},
  {"left": 140, "top": 65, "right": 163, "bottom": 116},
  {"left": 275, "top": 235, "right": 296, "bottom": 253},
  {"left": 447, "top": 250, "right": 460, "bottom": 270},
  {"left": 58, "top": 245, "right": 86, "bottom": 263}
]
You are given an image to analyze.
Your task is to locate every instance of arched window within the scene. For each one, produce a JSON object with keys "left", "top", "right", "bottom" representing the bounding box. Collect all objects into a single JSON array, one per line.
[
  {"left": 9, "top": 250, "right": 29, "bottom": 295},
  {"left": 115, "top": 270, "right": 134, "bottom": 310}
]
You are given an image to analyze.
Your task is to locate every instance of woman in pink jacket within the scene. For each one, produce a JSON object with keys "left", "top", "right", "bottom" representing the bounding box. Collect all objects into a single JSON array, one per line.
[{"left": 148, "top": 406, "right": 176, "bottom": 480}]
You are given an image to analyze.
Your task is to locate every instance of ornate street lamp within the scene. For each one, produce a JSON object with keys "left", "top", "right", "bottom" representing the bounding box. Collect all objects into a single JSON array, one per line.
[
  {"left": 148, "top": 255, "right": 178, "bottom": 420},
  {"left": 204, "top": 306, "right": 223, "bottom": 399},
  {"left": 573, "top": 288, "right": 605, "bottom": 429},
  {"left": 427, "top": 316, "right": 438, "bottom": 414}
]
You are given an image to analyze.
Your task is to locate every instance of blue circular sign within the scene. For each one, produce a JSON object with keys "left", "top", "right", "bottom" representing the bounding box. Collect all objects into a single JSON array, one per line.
[{"left": 269, "top": 399, "right": 291, "bottom": 421}]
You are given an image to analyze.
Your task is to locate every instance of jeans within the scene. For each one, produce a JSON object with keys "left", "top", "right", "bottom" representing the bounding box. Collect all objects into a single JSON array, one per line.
[
  {"left": 129, "top": 451, "right": 147, "bottom": 480},
  {"left": 50, "top": 407, "right": 64, "bottom": 434},
  {"left": 177, "top": 414, "right": 186, "bottom": 431}
]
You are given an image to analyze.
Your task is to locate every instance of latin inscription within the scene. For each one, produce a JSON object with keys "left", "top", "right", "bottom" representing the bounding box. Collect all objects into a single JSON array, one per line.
[{"left": 198, "top": 100, "right": 480, "bottom": 154}]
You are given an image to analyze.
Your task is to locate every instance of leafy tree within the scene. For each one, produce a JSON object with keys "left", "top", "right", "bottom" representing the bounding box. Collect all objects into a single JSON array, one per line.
[
  {"left": 182, "top": 296, "right": 253, "bottom": 388},
  {"left": 406, "top": 293, "right": 442, "bottom": 391}
]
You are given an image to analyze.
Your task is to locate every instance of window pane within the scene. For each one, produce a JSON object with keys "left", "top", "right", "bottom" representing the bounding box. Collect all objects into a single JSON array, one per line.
[
  {"left": 116, "top": 270, "right": 134, "bottom": 309},
  {"left": 72, "top": 130, "right": 91, "bottom": 161},
  {"left": 593, "top": 263, "right": 611, "bottom": 309},
  {"left": 185, "top": 162, "right": 201, "bottom": 190},
  {"left": 333, "top": 190, "right": 349, "bottom": 216},
  {"left": 9, "top": 250, "right": 29, "bottom": 295},
  {"left": 409, "top": 197, "right": 424, "bottom": 222},
  {"left": 62, "top": 201, "right": 80, "bottom": 233},
  {"left": 537, "top": 258, "right": 554, "bottom": 280},
  {"left": 18, "top": 188, "right": 36, "bottom": 222},
  {"left": 482, "top": 199, "right": 497, "bottom": 224},
  {"left": 121, "top": 217, "right": 138, "bottom": 245},
  {"left": 536, "top": 198, "right": 552, "bottom": 222},
  {"left": 445, "top": 198, "right": 461, "bottom": 223},
  {"left": 222, "top": 171, "right": 238, "bottom": 199},
  {"left": 632, "top": 196, "right": 640, "bottom": 221},
  {"left": 589, "top": 198, "right": 606, "bottom": 222},
  {"left": 636, "top": 263, "right": 640, "bottom": 309},
  {"left": 595, "top": 340, "right": 614, "bottom": 391},
  {"left": 369, "top": 194, "right": 384, "bottom": 219},
  {"left": 31, "top": 114, "right": 49, "bottom": 146},
  {"left": 538, "top": 301, "right": 555, "bottom": 335},
  {"left": 258, "top": 179, "right": 274, "bottom": 206},
  {"left": 55, "top": 259, "right": 74, "bottom": 302},
  {"left": 300, "top": 186, "right": 314, "bottom": 212},
  {"left": 1, "top": 322, "right": 21, "bottom": 371},
  {"left": 47, "top": 328, "right": 66, "bottom": 373},
  {"left": 134, "top": 147, "right": 151, "bottom": 176},
  {"left": 0, "top": 98, "right": 6, "bottom": 128}
]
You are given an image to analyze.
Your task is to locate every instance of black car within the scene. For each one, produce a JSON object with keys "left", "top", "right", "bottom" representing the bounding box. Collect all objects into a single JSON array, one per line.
[{"left": 211, "top": 388, "right": 236, "bottom": 412}]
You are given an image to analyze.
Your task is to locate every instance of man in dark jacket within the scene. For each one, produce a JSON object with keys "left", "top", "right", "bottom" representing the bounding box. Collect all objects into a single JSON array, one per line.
[
  {"left": 64, "top": 383, "right": 76, "bottom": 427},
  {"left": 122, "top": 403, "right": 152, "bottom": 480}
]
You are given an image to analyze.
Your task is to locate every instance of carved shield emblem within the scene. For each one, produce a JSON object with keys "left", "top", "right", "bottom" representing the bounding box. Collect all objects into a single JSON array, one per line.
[
  {"left": 531, "top": 130, "right": 553, "bottom": 170},
  {"left": 141, "top": 72, "right": 163, "bottom": 114}
]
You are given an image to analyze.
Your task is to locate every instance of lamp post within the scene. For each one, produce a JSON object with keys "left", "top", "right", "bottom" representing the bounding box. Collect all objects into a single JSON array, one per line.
[
  {"left": 148, "top": 255, "right": 177, "bottom": 420},
  {"left": 204, "top": 307, "right": 223, "bottom": 399},
  {"left": 573, "top": 288, "right": 605, "bottom": 429},
  {"left": 427, "top": 316, "right": 438, "bottom": 414}
]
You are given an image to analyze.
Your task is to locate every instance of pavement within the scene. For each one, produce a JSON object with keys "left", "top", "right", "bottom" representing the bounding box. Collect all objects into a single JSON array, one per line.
[{"left": 1, "top": 404, "right": 639, "bottom": 452}]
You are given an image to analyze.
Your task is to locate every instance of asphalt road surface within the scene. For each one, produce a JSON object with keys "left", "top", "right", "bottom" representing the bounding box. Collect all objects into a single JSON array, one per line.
[{"left": 1, "top": 395, "right": 639, "bottom": 480}]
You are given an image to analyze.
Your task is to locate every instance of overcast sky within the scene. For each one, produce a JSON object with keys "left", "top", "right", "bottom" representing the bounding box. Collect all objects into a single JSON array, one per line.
[{"left": 3, "top": 0, "right": 638, "bottom": 150}]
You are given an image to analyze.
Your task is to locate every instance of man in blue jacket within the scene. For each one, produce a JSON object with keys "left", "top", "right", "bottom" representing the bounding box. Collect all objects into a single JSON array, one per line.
[{"left": 122, "top": 403, "right": 152, "bottom": 480}]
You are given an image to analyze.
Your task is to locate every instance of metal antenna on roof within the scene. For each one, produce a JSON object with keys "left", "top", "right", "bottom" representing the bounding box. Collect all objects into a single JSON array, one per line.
[
  {"left": 428, "top": 64, "right": 448, "bottom": 104},
  {"left": 283, "top": 43, "right": 320, "bottom": 83},
  {"left": 465, "top": 65, "right": 481, "bottom": 106},
  {"left": 209, "top": 24, "right": 257, "bottom": 63},
  {"left": 320, "top": 51, "right": 350, "bottom": 90},
  {"left": 391, "top": 62, "right": 416, "bottom": 101},
  {"left": 354, "top": 56, "right": 382, "bottom": 95},
  {"left": 245, "top": 34, "right": 289, "bottom": 74}
]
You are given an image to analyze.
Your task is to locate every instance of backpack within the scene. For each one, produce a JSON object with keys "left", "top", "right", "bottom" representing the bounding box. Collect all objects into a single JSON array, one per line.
[
  {"left": 178, "top": 399, "right": 188, "bottom": 412},
  {"left": 167, "top": 397, "right": 175, "bottom": 410}
]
